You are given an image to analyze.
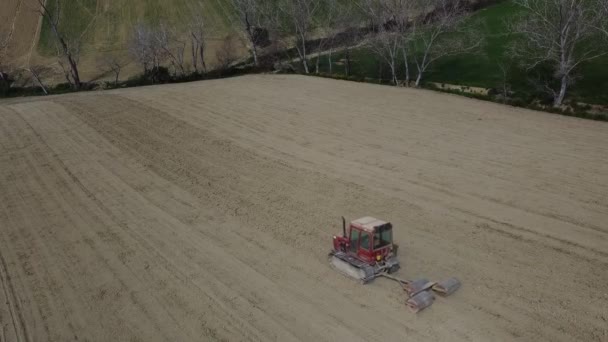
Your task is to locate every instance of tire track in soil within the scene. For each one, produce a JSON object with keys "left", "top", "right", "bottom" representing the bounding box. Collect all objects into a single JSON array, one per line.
[
  {"left": 1, "top": 75, "right": 608, "bottom": 341},
  {"left": 0, "top": 250, "right": 28, "bottom": 342}
]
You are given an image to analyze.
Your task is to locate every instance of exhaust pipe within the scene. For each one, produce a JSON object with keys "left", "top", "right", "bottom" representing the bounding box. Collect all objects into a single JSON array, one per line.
[{"left": 342, "top": 216, "right": 347, "bottom": 238}]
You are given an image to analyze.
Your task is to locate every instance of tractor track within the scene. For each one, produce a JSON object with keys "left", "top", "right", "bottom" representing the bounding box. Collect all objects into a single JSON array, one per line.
[{"left": 0, "top": 246, "right": 28, "bottom": 342}]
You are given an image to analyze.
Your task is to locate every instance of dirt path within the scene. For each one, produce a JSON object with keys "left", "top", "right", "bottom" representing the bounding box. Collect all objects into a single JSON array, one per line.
[{"left": 1, "top": 75, "right": 607, "bottom": 341}]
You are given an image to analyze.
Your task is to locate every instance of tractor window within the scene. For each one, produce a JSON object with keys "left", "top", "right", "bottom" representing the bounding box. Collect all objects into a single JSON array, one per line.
[
  {"left": 374, "top": 226, "right": 392, "bottom": 250},
  {"left": 360, "top": 232, "right": 371, "bottom": 251},
  {"left": 349, "top": 229, "right": 360, "bottom": 253}
]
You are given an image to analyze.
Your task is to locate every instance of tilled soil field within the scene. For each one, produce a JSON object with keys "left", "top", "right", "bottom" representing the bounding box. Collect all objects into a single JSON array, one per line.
[{"left": 1, "top": 75, "right": 607, "bottom": 342}]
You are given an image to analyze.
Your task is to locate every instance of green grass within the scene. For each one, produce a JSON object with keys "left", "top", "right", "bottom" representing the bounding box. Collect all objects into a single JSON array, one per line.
[
  {"left": 38, "top": 0, "right": 234, "bottom": 56},
  {"left": 314, "top": 0, "right": 608, "bottom": 105},
  {"left": 38, "top": 0, "right": 97, "bottom": 54}
]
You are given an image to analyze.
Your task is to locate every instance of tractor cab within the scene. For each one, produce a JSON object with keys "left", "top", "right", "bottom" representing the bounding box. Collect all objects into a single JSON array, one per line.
[{"left": 333, "top": 216, "right": 398, "bottom": 266}]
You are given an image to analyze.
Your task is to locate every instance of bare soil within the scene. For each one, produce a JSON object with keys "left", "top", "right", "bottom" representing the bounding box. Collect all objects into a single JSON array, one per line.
[{"left": 1, "top": 75, "right": 607, "bottom": 342}]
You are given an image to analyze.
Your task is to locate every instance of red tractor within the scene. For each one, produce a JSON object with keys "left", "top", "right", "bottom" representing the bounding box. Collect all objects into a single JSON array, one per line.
[
  {"left": 329, "top": 216, "right": 401, "bottom": 282},
  {"left": 329, "top": 216, "right": 461, "bottom": 313}
]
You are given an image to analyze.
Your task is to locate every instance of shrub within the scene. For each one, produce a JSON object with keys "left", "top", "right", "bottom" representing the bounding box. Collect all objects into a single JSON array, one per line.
[
  {"left": 0, "top": 72, "right": 14, "bottom": 96},
  {"left": 145, "top": 66, "right": 171, "bottom": 84}
]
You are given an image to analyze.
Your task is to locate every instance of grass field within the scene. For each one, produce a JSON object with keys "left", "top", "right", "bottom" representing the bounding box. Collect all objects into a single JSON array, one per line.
[
  {"left": 38, "top": 0, "right": 234, "bottom": 55},
  {"left": 316, "top": 0, "right": 608, "bottom": 105}
]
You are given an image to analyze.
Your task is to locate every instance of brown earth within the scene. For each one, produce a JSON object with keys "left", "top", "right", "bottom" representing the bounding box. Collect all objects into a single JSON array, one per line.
[{"left": 1, "top": 75, "right": 607, "bottom": 342}]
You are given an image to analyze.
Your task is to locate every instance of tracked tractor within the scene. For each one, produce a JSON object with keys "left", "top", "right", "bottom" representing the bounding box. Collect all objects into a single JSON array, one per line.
[
  {"left": 329, "top": 216, "right": 461, "bottom": 313},
  {"left": 330, "top": 216, "right": 400, "bottom": 281}
]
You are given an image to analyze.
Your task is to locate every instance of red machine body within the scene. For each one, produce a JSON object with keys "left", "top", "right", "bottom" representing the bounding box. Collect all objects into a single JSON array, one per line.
[{"left": 332, "top": 216, "right": 397, "bottom": 267}]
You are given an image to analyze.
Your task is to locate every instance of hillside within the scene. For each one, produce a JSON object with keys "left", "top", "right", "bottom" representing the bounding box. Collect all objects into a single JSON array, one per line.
[
  {"left": 1, "top": 0, "right": 240, "bottom": 82},
  {"left": 1, "top": 75, "right": 608, "bottom": 341},
  {"left": 0, "top": 0, "right": 43, "bottom": 66},
  {"left": 37, "top": 0, "right": 233, "bottom": 54},
  {"left": 315, "top": 0, "right": 608, "bottom": 106}
]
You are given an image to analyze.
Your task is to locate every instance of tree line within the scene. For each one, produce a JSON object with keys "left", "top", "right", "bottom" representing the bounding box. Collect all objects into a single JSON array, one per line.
[{"left": 1, "top": 0, "right": 607, "bottom": 109}]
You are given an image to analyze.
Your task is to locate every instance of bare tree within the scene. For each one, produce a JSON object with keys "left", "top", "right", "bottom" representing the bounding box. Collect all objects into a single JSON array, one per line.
[
  {"left": 280, "top": 0, "right": 322, "bottom": 74},
  {"left": 313, "top": 0, "right": 339, "bottom": 74},
  {"left": 511, "top": 0, "right": 606, "bottom": 107},
  {"left": 0, "top": 33, "right": 14, "bottom": 96},
  {"left": 26, "top": 65, "right": 52, "bottom": 95},
  {"left": 370, "top": 30, "right": 402, "bottom": 85},
  {"left": 597, "top": 0, "right": 608, "bottom": 37},
  {"left": 325, "top": 2, "right": 358, "bottom": 75},
  {"left": 189, "top": 12, "right": 208, "bottom": 73},
  {"left": 335, "top": 6, "right": 363, "bottom": 78},
  {"left": 361, "top": 0, "right": 413, "bottom": 85},
  {"left": 0, "top": 32, "right": 10, "bottom": 83},
  {"left": 410, "top": 0, "right": 481, "bottom": 87},
  {"left": 216, "top": 33, "right": 238, "bottom": 69},
  {"left": 129, "top": 23, "right": 164, "bottom": 73},
  {"left": 35, "top": 0, "right": 83, "bottom": 89},
  {"left": 496, "top": 61, "right": 511, "bottom": 103},
  {"left": 97, "top": 54, "right": 127, "bottom": 85},
  {"left": 156, "top": 23, "right": 187, "bottom": 76},
  {"left": 230, "top": 0, "right": 266, "bottom": 66}
]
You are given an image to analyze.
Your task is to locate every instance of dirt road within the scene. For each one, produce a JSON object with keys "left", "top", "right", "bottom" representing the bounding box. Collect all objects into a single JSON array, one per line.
[{"left": 1, "top": 75, "right": 607, "bottom": 341}]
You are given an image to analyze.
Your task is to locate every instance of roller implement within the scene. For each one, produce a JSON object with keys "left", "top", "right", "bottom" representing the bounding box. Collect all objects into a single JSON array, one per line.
[{"left": 329, "top": 216, "right": 461, "bottom": 313}]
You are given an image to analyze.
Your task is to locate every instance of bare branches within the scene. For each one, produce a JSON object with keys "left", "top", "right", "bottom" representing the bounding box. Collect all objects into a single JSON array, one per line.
[
  {"left": 597, "top": 0, "right": 608, "bottom": 37},
  {"left": 0, "top": 32, "right": 10, "bottom": 81},
  {"left": 313, "top": 0, "right": 340, "bottom": 74},
  {"left": 26, "top": 65, "right": 53, "bottom": 94},
  {"left": 410, "top": 0, "right": 481, "bottom": 87},
  {"left": 97, "top": 54, "right": 127, "bottom": 85},
  {"left": 35, "top": 0, "right": 82, "bottom": 89},
  {"left": 511, "top": 0, "right": 606, "bottom": 107},
  {"left": 189, "top": 11, "right": 209, "bottom": 73},
  {"left": 279, "top": 0, "right": 322, "bottom": 74},
  {"left": 129, "top": 23, "right": 165, "bottom": 74},
  {"left": 230, "top": 0, "right": 267, "bottom": 66},
  {"left": 362, "top": 0, "right": 413, "bottom": 85},
  {"left": 156, "top": 23, "right": 187, "bottom": 76},
  {"left": 0, "top": 32, "right": 9, "bottom": 64},
  {"left": 216, "top": 33, "right": 238, "bottom": 69},
  {"left": 128, "top": 22, "right": 188, "bottom": 81},
  {"left": 0, "top": 33, "right": 14, "bottom": 95}
]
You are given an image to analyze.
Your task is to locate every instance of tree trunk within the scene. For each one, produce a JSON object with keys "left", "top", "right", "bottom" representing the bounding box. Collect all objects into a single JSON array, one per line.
[
  {"left": 199, "top": 44, "right": 206, "bottom": 72},
  {"left": 300, "top": 36, "right": 309, "bottom": 74},
  {"left": 315, "top": 40, "right": 324, "bottom": 74},
  {"left": 390, "top": 63, "right": 397, "bottom": 85},
  {"left": 328, "top": 48, "right": 332, "bottom": 74},
  {"left": 58, "top": 37, "right": 81, "bottom": 90},
  {"left": 191, "top": 36, "right": 198, "bottom": 73},
  {"left": 31, "top": 72, "right": 48, "bottom": 95},
  {"left": 68, "top": 57, "right": 80, "bottom": 89},
  {"left": 554, "top": 75, "right": 568, "bottom": 107},
  {"left": 345, "top": 48, "right": 350, "bottom": 77},
  {"left": 415, "top": 71, "right": 422, "bottom": 87},
  {"left": 402, "top": 47, "right": 409, "bottom": 87},
  {"left": 48, "top": 17, "right": 81, "bottom": 89},
  {"left": 246, "top": 28, "right": 259, "bottom": 66}
]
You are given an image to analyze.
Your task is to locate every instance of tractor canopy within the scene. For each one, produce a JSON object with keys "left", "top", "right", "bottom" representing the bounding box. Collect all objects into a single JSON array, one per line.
[
  {"left": 350, "top": 217, "right": 393, "bottom": 250},
  {"left": 351, "top": 217, "right": 391, "bottom": 233}
]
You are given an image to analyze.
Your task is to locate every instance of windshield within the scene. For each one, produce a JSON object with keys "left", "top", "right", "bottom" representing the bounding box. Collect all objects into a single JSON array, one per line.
[{"left": 373, "top": 225, "right": 392, "bottom": 250}]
